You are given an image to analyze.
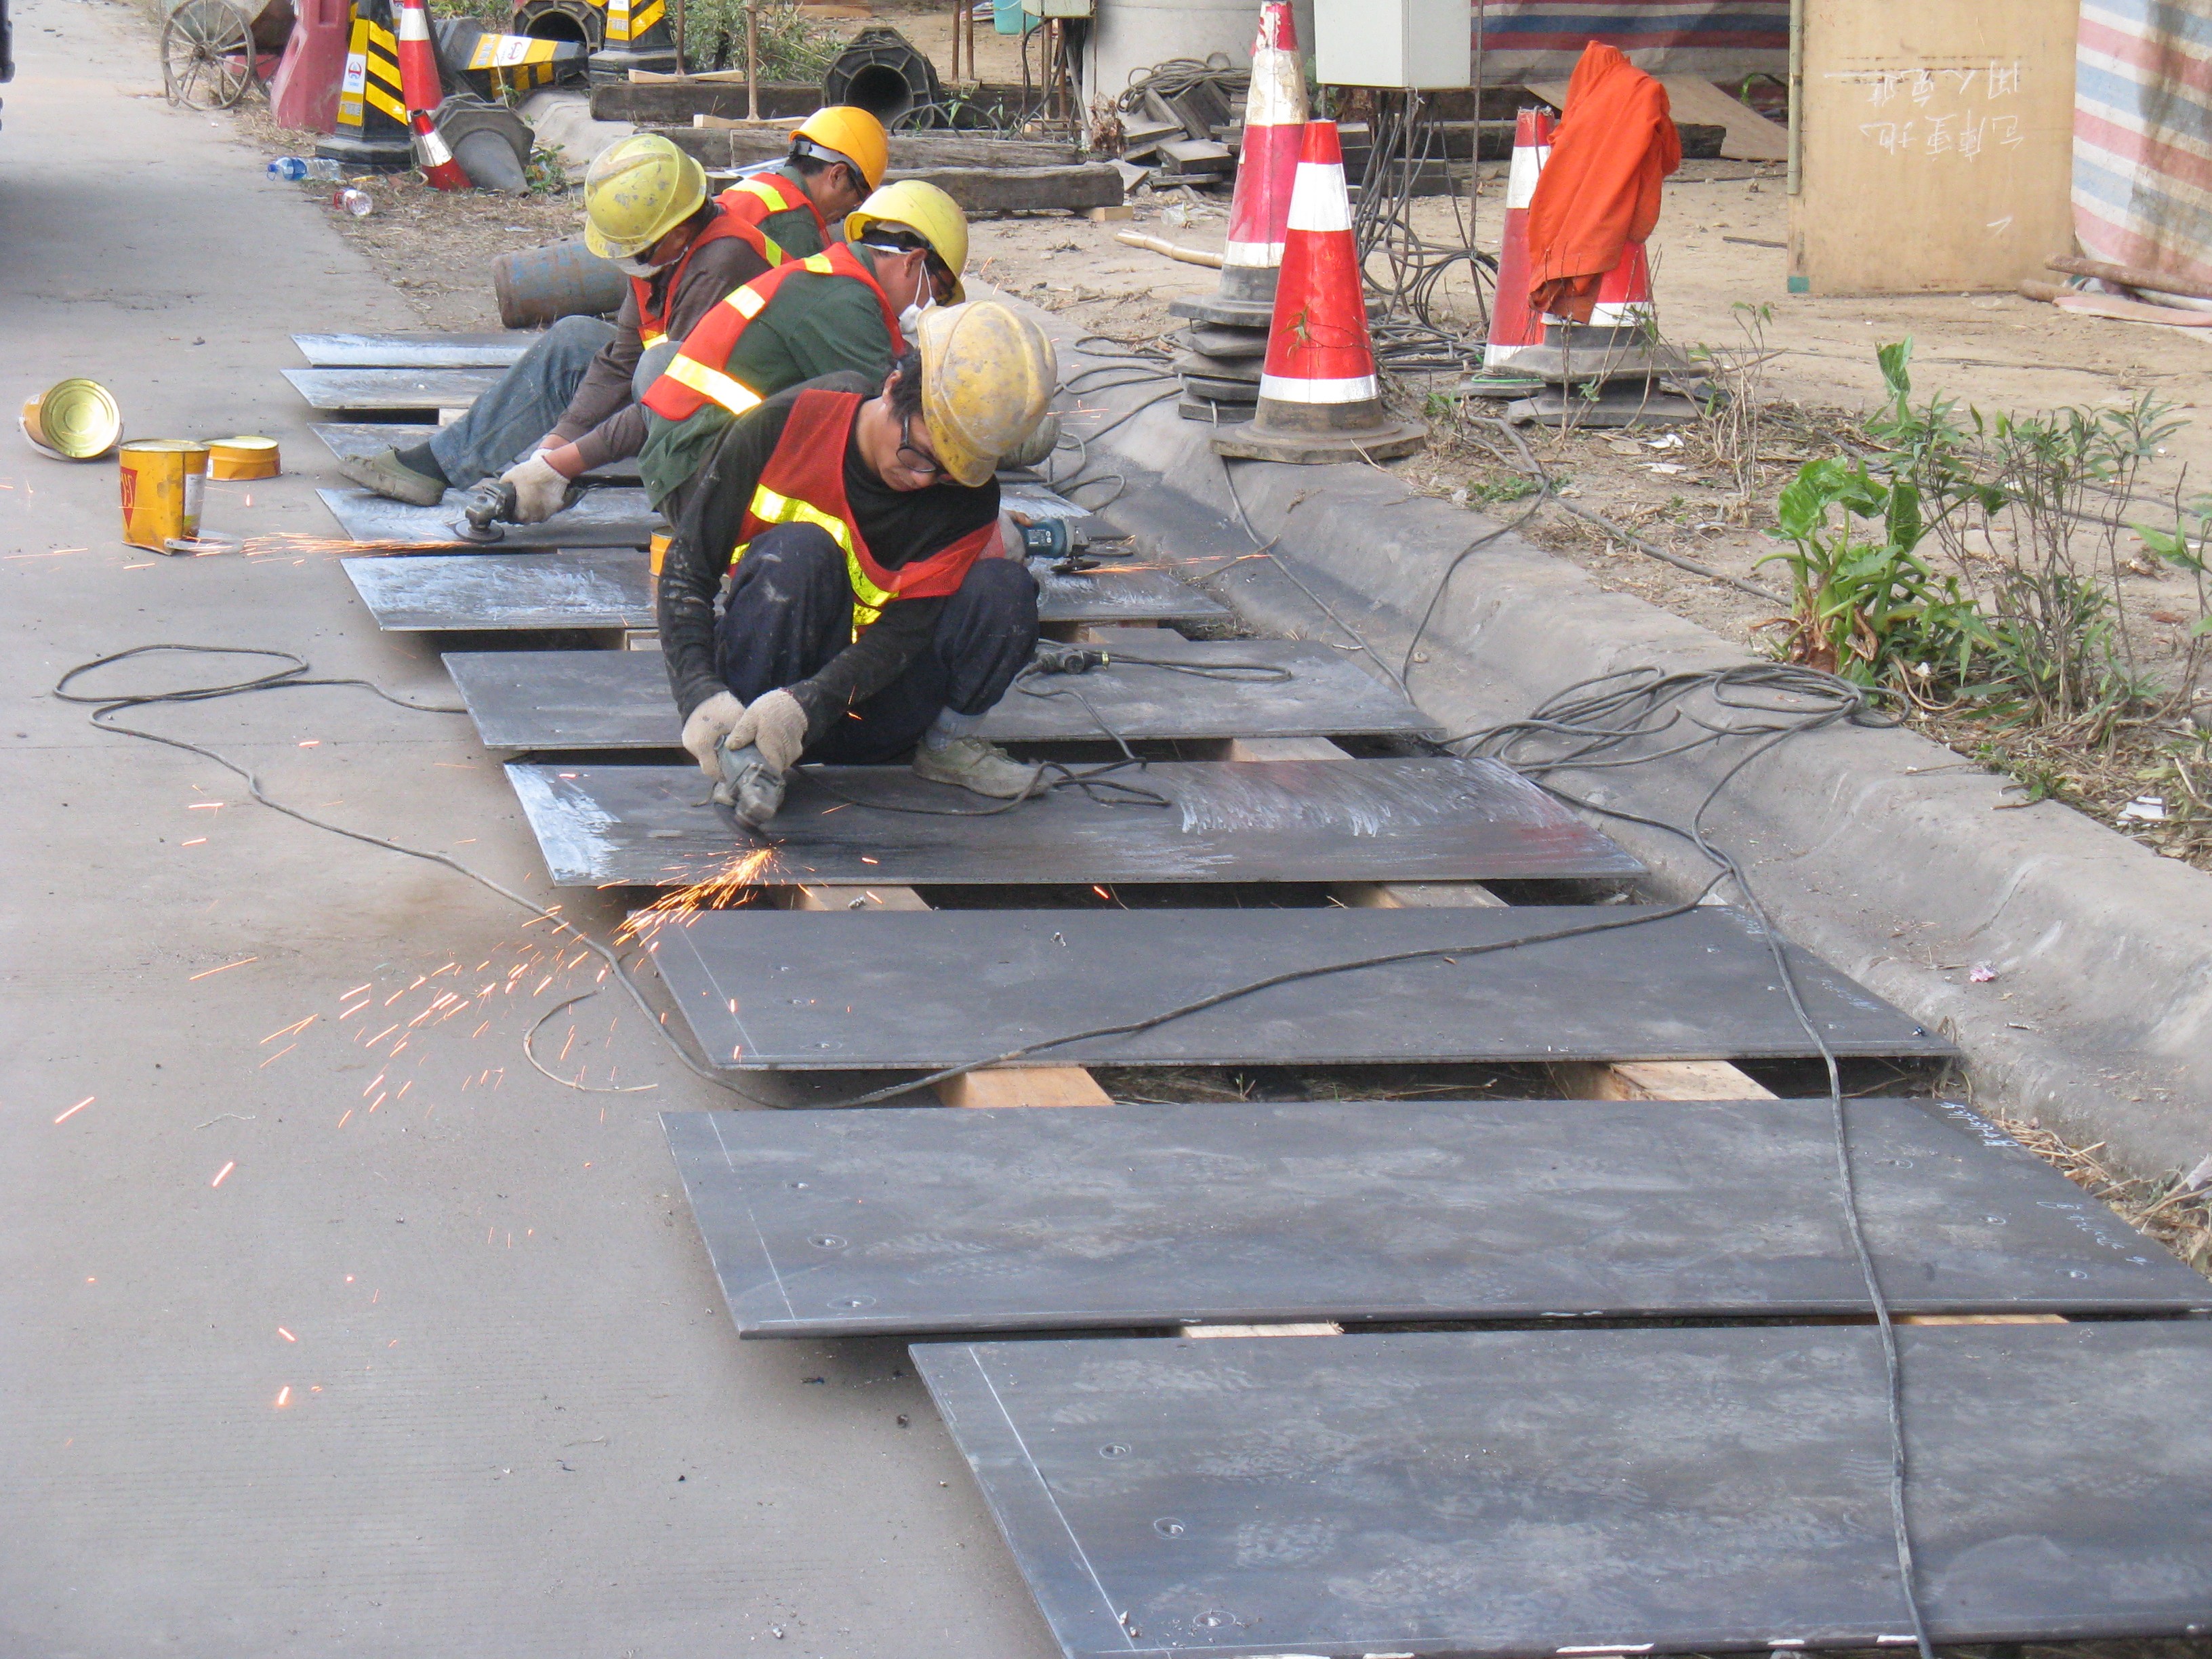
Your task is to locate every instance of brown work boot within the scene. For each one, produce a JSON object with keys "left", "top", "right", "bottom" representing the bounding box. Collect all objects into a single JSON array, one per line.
[
  {"left": 337, "top": 447, "right": 447, "bottom": 506},
  {"left": 912, "top": 735, "right": 1044, "bottom": 799}
]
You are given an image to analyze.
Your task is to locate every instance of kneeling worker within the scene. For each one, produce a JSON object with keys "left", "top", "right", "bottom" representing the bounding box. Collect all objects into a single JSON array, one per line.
[
  {"left": 334, "top": 115, "right": 885, "bottom": 518},
  {"left": 716, "top": 105, "right": 887, "bottom": 266},
  {"left": 638, "top": 179, "right": 969, "bottom": 513},
  {"left": 661, "top": 301, "right": 1058, "bottom": 825}
]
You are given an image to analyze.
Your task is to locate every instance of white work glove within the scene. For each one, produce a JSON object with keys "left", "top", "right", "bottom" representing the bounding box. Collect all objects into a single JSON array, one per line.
[
  {"left": 726, "top": 687, "right": 809, "bottom": 775},
  {"left": 499, "top": 452, "right": 570, "bottom": 524},
  {"left": 680, "top": 691, "right": 745, "bottom": 778}
]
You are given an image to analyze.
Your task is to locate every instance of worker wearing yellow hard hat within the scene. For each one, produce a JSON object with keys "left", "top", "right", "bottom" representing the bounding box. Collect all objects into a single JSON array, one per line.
[
  {"left": 340, "top": 132, "right": 777, "bottom": 518},
  {"left": 714, "top": 105, "right": 888, "bottom": 268},
  {"left": 637, "top": 178, "right": 970, "bottom": 510},
  {"left": 657, "top": 301, "right": 1061, "bottom": 821}
]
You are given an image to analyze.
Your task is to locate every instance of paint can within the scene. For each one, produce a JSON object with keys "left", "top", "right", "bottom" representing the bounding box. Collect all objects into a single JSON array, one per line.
[
  {"left": 20, "top": 377, "right": 121, "bottom": 460},
  {"left": 209, "top": 436, "right": 282, "bottom": 480},
  {"left": 118, "top": 439, "right": 211, "bottom": 552}
]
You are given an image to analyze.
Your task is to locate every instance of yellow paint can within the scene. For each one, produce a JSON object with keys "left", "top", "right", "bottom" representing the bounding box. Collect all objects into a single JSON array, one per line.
[
  {"left": 21, "top": 378, "right": 121, "bottom": 460},
  {"left": 209, "top": 436, "right": 281, "bottom": 480},
  {"left": 118, "top": 440, "right": 211, "bottom": 552}
]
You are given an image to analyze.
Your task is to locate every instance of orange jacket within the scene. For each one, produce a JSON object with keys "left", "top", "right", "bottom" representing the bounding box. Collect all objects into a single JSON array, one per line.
[{"left": 1525, "top": 44, "right": 1681, "bottom": 323}]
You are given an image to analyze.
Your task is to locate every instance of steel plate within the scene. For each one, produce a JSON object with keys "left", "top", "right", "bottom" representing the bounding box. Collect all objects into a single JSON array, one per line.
[
  {"left": 644, "top": 904, "right": 1942, "bottom": 1069},
  {"left": 916, "top": 1322, "right": 2212, "bottom": 1658},
  {"left": 506, "top": 757, "right": 1643, "bottom": 890},
  {"left": 319, "top": 487, "right": 661, "bottom": 550},
  {"left": 281, "top": 366, "right": 506, "bottom": 411},
  {"left": 344, "top": 550, "right": 651, "bottom": 632},
  {"left": 292, "top": 331, "right": 535, "bottom": 367},
  {"left": 311, "top": 424, "right": 642, "bottom": 485},
  {"left": 443, "top": 640, "right": 1433, "bottom": 750},
  {"left": 663, "top": 1097, "right": 2207, "bottom": 1336}
]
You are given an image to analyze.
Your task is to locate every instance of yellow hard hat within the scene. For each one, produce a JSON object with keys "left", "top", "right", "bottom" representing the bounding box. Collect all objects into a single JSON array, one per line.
[
  {"left": 846, "top": 179, "right": 969, "bottom": 304},
  {"left": 582, "top": 133, "right": 708, "bottom": 260},
  {"left": 917, "top": 301, "right": 1058, "bottom": 489},
  {"left": 791, "top": 105, "right": 888, "bottom": 191}
]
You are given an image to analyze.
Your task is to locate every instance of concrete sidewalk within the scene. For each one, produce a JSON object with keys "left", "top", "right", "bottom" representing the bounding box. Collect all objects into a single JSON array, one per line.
[{"left": 0, "top": 1, "right": 1047, "bottom": 1653}]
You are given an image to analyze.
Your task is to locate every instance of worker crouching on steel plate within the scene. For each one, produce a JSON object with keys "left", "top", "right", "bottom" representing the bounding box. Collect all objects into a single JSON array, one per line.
[
  {"left": 333, "top": 112, "right": 886, "bottom": 517},
  {"left": 661, "top": 301, "right": 1059, "bottom": 821}
]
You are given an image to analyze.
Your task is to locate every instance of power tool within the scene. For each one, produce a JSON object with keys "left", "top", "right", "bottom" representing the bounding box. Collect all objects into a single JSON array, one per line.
[
  {"left": 452, "top": 478, "right": 519, "bottom": 544},
  {"left": 714, "top": 739, "right": 785, "bottom": 830}
]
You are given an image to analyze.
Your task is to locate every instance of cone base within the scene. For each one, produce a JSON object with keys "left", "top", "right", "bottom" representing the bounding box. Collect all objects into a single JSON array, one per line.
[
  {"left": 1179, "top": 396, "right": 1256, "bottom": 424},
  {"left": 1503, "top": 384, "right": 1704, "bottom": 428},
  {"left": 1212, "top": 409, "right": 1426, "bottom": 465},
  {"left": 1176, "top": 324, "right": 1268, "bottom": 361},
  {"left": 587, "top": 45, "right": 678, "bottom": 79},
  {"left": 1168, "top": 293, "right": 1275, "bottom": 330},
  {"left": 314, "top": 132, "right": 417, "bottom": 172}
]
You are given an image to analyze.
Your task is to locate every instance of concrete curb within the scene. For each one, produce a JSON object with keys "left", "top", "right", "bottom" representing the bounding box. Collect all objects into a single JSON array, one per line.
[{"left": 1040, "top": 318, "right": 2212, "bottom": 1179}]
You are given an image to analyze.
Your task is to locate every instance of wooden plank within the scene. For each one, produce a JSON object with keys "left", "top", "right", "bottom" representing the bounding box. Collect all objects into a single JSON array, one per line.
[
  {"left": 1788, "top": 0, "right": 2076, "bottom": 293},
  {"left": 780, "top": 880, "right": 1110, "bottom": 1107},
  {"left": 594, "top": 77, "right": 1027, "bottom": 123},
  {"left": 1183, "top": 1322, "right": 1343, "bottom": 1338},
  {"left": 661, "top": 123, "right": 1081, "bottom": 169}
]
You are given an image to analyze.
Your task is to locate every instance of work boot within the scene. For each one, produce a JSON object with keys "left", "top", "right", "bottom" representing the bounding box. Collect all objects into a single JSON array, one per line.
[
  {"left": 912, "top": 735, "right": 1045, "bottom": 800},
  {"left": 337, "top": 447, "right": 448, "bottom": 506}
]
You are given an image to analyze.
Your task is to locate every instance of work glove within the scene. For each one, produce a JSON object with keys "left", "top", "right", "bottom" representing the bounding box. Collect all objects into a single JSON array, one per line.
[
  {"left": 680, "top": 691, "right": 745, "bottom": 778},
  {"left": 726, "top": 687, "right": 809, "bottom": 776},
  {"left": 499, "top": 452, "right": 570, "bottom": 525}
]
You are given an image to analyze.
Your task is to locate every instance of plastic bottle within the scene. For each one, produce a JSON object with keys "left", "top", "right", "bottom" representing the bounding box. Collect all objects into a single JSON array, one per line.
[
  {"left": 268, "top": 157, "right": 345, "bottom": 182},
  {"left": 333, "top": 186, "right": 374, "bottom": 218}
]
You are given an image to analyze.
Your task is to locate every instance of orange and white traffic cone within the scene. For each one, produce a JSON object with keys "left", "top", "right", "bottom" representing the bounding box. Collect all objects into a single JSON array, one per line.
[
  {"left": 409, "top": 108, "right": 473, "bottom": 192},
  {"left": 1172, "top": 0, "right": 1307, "bottom": 331},
  {"left": 393, "top": 0, "right": 443, "bottom": 114},
  {"left": 1483, "top": 108, "right": 1553, "bottom": 370},
  {"left": 1212, "top": 119, "right": 1426, "bottom": 465}
]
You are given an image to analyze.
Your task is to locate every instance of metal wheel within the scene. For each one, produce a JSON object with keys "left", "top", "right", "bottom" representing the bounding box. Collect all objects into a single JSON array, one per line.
[{"left": 163, "top": 0, "right": 256, "bottom": 110}]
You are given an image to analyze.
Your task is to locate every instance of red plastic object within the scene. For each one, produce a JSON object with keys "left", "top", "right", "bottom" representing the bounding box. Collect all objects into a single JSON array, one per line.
[{"left": 269, "top": 0, "right": 352, "bottom": 133}]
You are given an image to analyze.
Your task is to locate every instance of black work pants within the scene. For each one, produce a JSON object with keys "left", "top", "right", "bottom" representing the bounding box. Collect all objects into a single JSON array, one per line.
[{"left": 712, "top": 523, "right": 1040, "bottom": 764}]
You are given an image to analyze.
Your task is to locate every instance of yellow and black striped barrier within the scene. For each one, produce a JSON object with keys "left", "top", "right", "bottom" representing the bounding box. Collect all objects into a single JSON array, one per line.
[{"left": 317, "top": 0, "right": 414, "bottom": 171}]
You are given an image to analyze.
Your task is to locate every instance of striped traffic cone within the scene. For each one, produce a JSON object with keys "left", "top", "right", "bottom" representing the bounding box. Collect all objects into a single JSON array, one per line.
[
  {"left": 1171, "top": 0, "right": 1306, "bottom": 330},
  {"left": 409, "top": 107, "right": 474, "bottom": 191},
  {"left": 1212, "top": 119, "right": 1426, "bottom": 466},
  {"left": 588, "top": 0, "right": 677, "bottom": 81},
  {"left": 1482, "top": 108, "right": 1553, "bottom": 371},
  {"left": 316, "top": 0, "right": 414, "bottom": 172},
  {"left": 392, "top": 0, "right": 443, "bottom": 111}
]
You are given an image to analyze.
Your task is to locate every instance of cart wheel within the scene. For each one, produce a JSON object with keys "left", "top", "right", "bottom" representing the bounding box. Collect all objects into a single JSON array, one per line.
[{"left": 163, "top": 0, "right": 257, "bottom": 110}]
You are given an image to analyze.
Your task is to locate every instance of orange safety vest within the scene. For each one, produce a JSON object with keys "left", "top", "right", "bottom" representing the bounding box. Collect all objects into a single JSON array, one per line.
[
  {"left": 713, "top": 169, "right": 829, "bottom": 268},
  {"left": 641, "top": 242, "right": 903, "bottom": 425},
  {"left": 730, "top": 388, "right": 989, "bottom": 638},
  {"left": 630, "top": 208, "right": 765, "bottom": 348}
]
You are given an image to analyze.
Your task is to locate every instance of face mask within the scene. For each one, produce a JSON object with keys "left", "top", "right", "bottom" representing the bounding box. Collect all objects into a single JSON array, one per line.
[
  {"left": 899, "top": 290, "right": 935, "bottom": 337},
  {"left": 615, "top": 253, "right": 669, "bottom": 277}
]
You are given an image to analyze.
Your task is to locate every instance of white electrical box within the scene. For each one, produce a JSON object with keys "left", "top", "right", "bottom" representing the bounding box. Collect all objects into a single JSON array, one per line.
[
  {"left": 1035, "top": 0, "right": 1092, "bottom": 16},
  {"left": 1313, "top": 0, "right": 1471, "bottom": 89}
]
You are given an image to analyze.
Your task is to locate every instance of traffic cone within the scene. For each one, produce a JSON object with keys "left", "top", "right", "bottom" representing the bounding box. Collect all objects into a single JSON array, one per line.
[
  {"left": 392, "top": 0, "right": 442, "bottom": 112},
  {"left": 316, "top": 0, "right": 415, "bottom": 172},
  {"left": 1482, "top": 108, "right": 1553, "bottom": 370},
  {"left": 588, "top": 0, "right": 678, "bottom": 81},
  {"left": 1212, "top": 120, "right": 1426, "bottom": 466},
  {"left": 1170, "top": 0, "right": 1306, "bottom": 331},
  {"left": 409, "top": 108, "right": 473, "bottom": 191}
]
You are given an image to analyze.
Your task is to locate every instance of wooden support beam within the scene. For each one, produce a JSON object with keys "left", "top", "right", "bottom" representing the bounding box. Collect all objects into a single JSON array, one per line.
[
  {"left": 1898, "top": 1313, "right": 2068, "bottom": 1326},
  {"left": 1183, "top": 1322, "right": 1343, "bottom": 1338}
]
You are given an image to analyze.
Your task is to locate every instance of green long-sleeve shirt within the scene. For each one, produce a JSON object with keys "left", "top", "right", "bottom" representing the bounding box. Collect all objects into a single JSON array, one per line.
[{"left": 636, "top": 241, "right": 899, "bottom": 506}]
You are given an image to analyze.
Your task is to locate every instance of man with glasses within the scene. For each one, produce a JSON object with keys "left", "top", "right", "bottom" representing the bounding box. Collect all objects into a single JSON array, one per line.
[
  {"left": 658, "top": 302, "right": 1061, "bottom": 817},
  {"left": 638, "top": 179, "right": 969, "bottom": 516},
  {"left": 716, "top": 105, "right": 888, "bottom": 268}
]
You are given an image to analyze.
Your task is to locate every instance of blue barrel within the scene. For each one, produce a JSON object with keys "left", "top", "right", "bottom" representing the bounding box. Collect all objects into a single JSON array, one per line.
[{"left": 993, "top": 0, "right": 1026, "bottom": 33}]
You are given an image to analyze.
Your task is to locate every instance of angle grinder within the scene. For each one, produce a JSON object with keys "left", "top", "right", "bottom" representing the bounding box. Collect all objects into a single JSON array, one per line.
[
  {"left": 713, "top": 739, "right": 785, "bottom": 830},
  {"left": 452, "top": 478, "right": 519, "bottom": 544}
]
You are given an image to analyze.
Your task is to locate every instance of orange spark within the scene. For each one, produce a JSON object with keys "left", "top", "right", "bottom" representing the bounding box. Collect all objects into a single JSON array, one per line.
[
  {"left": 274, "top": 1387, "right": 291, "bottom": 1408},
  {"left": 210, "top": 1162, "right": 235, "bottom": 1187},
  {"left": 189, "top": 957, "right": 258, "bottom": 981},
  {"left": 53, "top": 1096, "right": 94, "bottom": 1124},
  {"left": 277, "top": 1328, "right": 296, "bottom": 1343}
]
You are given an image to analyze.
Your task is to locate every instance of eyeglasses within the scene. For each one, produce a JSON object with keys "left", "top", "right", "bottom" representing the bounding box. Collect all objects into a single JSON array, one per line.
[{"left": 895, "top": 413, "right": 944, "bottom": 480}]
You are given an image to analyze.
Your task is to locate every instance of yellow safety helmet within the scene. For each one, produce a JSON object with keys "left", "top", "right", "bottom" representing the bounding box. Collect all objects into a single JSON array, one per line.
[
  {"left": 846, "top": 179, "right": 970, "bottom": 304},
  {"left": 790, "top": 105, "right": 888, "bottom": 192},
  {"left": 917, "top": 302, "right": 1059, "bottom": 489},
  {"left": 582, "top": 133, "right": 708, "bottom": 261}
]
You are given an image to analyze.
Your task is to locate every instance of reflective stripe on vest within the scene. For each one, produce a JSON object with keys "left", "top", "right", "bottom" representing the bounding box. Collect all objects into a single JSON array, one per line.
[
  {"left": 728, "top": 388, "right": 982, "bottom": 640},
  {"left": 625, "top": 208, "right": 761, "bottom": 354},
  {"left": 642, "top": 244, "right": 903, "bottom": 425},
  {"left": 719, "top": 172, "right": 821, "bottom": 266}
]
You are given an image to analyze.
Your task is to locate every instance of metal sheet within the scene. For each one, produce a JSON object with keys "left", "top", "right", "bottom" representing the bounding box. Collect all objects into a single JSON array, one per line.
[
  {"left": 644, "top": 905, "right": 1944, "bottom": 1069},
  {"left": 344, "top": 550, "right": 651, "bottom": 632},
  {"left": 311, "top": 424, "right": 642, "bottom": 486},
  {"left": 443, "top": 642, "right": 1434, "bottom": 751},
  {"left": 916, "top": 1322, "right": 2212, "bottom": 1658},
  {"left": 292, "top": 331, "right": 535, "bottom": 367},
  {"left": 1033, "top": 560, "right": 1227, "bottom": 624},
  {"left": 663, "top": 1098, "right": 2209, "bottom": 1337},
  {"left": 319, "top": 487, "right": 661, "bottom": 550},
  {"left": 1000, "top": 483, "right": 1090, "bottom": 522},
  {"left": 506, "top": 758, "right": 1644, "bottom": 890},
  {"left": 281, "top": 366, "right": 507, "bottom": 411}
]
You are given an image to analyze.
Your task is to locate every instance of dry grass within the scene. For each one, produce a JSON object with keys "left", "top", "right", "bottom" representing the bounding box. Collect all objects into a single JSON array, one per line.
[{"left": 1990, "top": 1112, "right": 2212, "bottom": 1282}]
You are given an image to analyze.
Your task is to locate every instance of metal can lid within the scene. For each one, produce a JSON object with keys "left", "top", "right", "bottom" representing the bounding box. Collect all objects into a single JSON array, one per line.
[
  {"left": 210, "top": 435, "right": 279, "bottom": 453},
  {"left": 37, "top": 378, "right": 121, "bottom": 459},
  {"left": 120, "top": 438, "right": 213, "bottom": 455}
]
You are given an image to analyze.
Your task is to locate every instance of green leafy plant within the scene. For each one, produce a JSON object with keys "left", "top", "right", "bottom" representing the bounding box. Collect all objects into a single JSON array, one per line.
[{"left": 675, "top": 0, "right": 840, "bottom": 77}]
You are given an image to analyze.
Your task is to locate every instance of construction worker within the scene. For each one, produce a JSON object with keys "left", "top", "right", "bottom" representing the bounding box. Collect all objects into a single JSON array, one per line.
[
  {"left": 331, "top": 123, "right": 873, "bottom": 518},
  {"left": 637, "top": 178, "right": 968, "bottom": 512},
  {"left": 663, "top": 302, "right": 1057, "bottom": 812},
  {"left": 716, "top": 104, "right": 888, "bottom": 267}
]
